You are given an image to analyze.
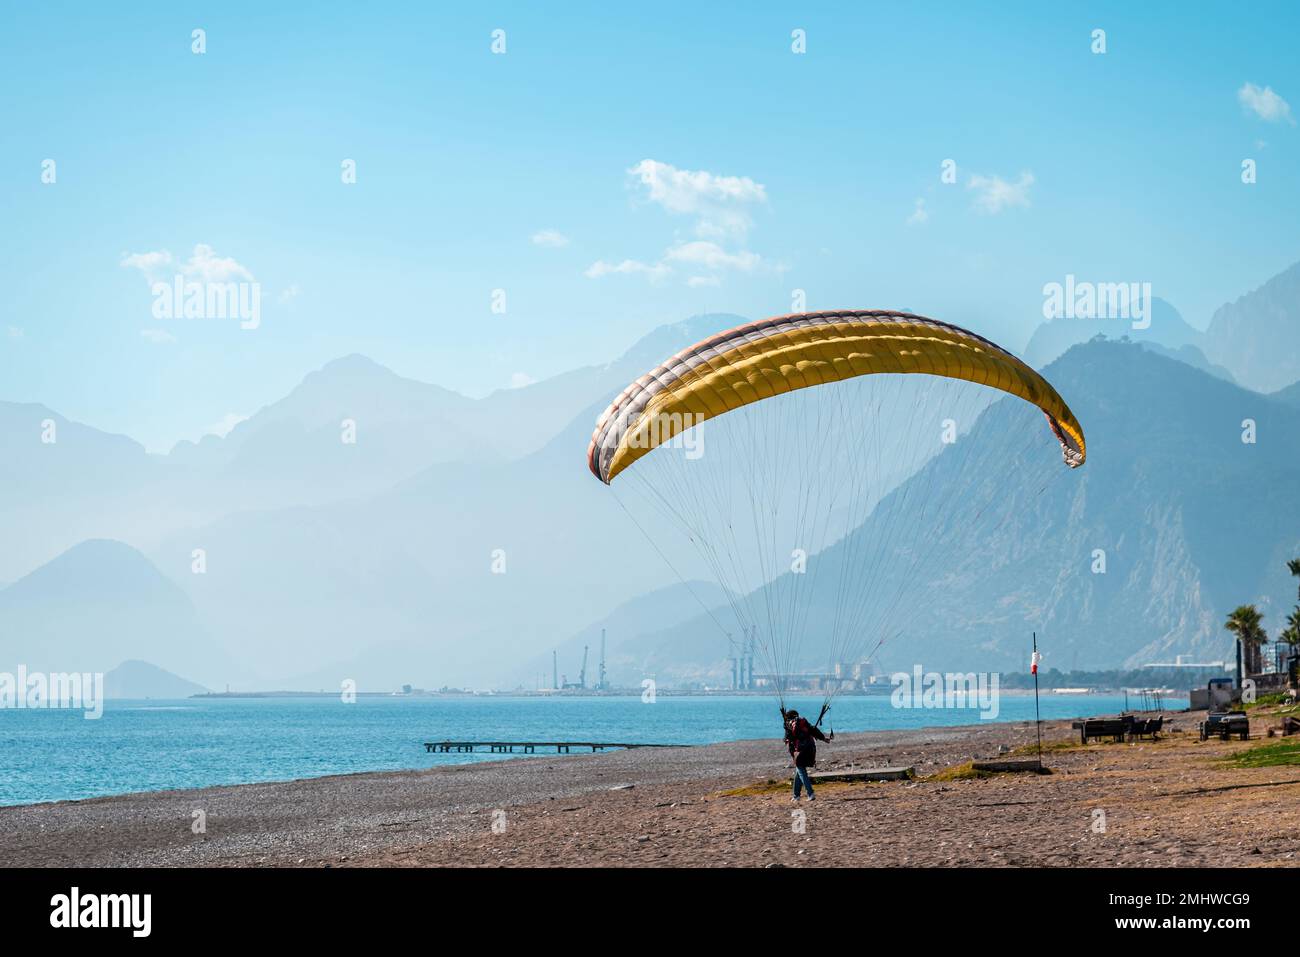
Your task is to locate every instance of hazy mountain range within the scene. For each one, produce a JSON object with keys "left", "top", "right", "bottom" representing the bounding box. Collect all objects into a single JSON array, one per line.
[
  {"left": 1023, "top": 295, "right": 1204, "bottom": 369},
  {"left": 2, "top": 261, "right": 1299, "bottom": 691},
  {"left": 0, "top": 314, "right": 747, "bottom": 688},
  {"left": 1025, "top": 263, "right": 1300, "bottom": 393}
]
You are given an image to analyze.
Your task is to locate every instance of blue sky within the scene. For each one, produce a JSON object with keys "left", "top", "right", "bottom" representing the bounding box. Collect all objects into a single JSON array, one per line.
[{"left": 3, "top": 1, "right": 1298, "bottom": 451}]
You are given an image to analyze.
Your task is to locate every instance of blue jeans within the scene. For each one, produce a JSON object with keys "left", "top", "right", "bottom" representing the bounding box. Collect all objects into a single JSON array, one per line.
[{"left": 793, "top": 765, "right": 814, "bottom": 799}]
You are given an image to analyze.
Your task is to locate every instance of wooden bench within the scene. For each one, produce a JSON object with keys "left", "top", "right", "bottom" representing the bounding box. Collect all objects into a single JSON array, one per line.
[
  {"left": 1128, "top": 716, "right": 1164, "bottom": 740},
  {"left": 1074, "top": 717, "right": 1130, "bottom": 744}
]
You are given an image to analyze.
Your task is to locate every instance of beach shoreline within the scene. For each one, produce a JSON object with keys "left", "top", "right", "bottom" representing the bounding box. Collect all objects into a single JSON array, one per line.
[{"left": 4, "top": 709, "right": 1298, "bottom": 868}]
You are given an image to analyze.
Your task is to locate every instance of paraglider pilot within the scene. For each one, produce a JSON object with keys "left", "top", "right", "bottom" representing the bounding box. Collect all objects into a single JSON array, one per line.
[{"left": 783, "top": 708, "right": 828, "bottom": 801}]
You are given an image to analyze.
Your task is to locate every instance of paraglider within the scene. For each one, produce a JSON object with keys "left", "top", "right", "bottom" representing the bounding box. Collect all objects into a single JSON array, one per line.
[
  {"left": 587, "top": 309, "right": 1086, "bottom": 724},
  {"left": 589, "top": 309, "right": 1085, "bottom": 485}
]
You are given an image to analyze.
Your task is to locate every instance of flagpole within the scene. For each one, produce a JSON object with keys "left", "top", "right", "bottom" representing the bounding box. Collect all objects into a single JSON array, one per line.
[{"left": 1032, "top": 631, "right": 1043, "bottom": 771}]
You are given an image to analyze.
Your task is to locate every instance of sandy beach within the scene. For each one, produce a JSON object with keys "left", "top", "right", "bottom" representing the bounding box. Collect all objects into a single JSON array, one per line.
[{"left": 4, "top": 710, "right": 1299, "bottom": 868}]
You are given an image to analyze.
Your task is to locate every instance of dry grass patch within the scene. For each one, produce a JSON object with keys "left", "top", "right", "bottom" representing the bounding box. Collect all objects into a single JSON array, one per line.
[
  {"left": 716, "top": 779, "right": 789, "bottom": 797},
  {"left": 716, "top": 777, "right": 862, "bottom": 798},
  {"left": 926, "top": 761, "right": 995, "bottom": 781}
]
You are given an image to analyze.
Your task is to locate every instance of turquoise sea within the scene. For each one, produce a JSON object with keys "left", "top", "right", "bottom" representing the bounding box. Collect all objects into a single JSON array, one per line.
[{"left": 0, "top": 692, "right": 1185, "bottom": 806}]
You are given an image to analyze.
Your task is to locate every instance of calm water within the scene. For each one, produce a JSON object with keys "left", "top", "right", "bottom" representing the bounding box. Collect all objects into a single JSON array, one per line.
[{"left": 0, "top": 692, "right": 1184, "bottom": 806}]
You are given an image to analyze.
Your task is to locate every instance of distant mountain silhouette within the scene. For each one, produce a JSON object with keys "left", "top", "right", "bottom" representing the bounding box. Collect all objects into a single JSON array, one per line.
[
  {"left": 0, "top": 403, "right": 165, "bottom": 581},
  {"left": 0, "top": 540, "right": 236, "bottom": 687},
  {"left": 168, "top": 354, "right": 500, "bottom": 496},
  {"left": 1023, "top": 297, "right": 1201, "bottom": 369},
  {"left": 1205, "top": 261, "right": 1300, "bottom": 392},
  {"left": 0, "top": 315, "right": 744, "bottom": 588},
  {"left": 145, "top": 395, "right": 674, "bottom": 687},
  {"left": 1140, "top": 342, "right": 1235, "bottom": 383},
  {"left": 1272, "top": 379, "right": 1300, "bottom": 409},
  {"left": 103, "top": 659, "right": 208, "bottom": 698},
  {"left": 140, "top": 315, "right": 755, "bottom": 688},
  {"left": 1023, "top": 259, "right": 1300, "bottom": 390}
]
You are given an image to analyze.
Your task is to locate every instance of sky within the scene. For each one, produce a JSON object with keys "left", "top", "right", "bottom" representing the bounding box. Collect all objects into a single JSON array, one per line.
[{"left": 3, "top": 1, "right": 1298, "bottom": 452}]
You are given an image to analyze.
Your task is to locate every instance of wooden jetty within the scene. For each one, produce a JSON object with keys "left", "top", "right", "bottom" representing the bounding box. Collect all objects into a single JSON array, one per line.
[{"left": 424, "top": 741, "right": 685, "bottom": 754}]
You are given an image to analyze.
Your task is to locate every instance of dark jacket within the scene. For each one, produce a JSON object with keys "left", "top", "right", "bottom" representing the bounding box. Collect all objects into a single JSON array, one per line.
[{"left": 785, "top": 716, "right": 827, "bottom": 768}]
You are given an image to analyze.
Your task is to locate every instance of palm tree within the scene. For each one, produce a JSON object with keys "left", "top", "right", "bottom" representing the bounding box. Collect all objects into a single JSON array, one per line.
[
  {"left": 1280, "top": 609, "right": 1300, "bottom": 685},
  {"left": 1280, "top": 611, "right": 1300, "bottom": 647},
  {"left": 1225, "top": 604, "right": 1268, "bottom": 679},
  {"left": 1286, "top": 559, "right": 1300, "bottom": 683}
]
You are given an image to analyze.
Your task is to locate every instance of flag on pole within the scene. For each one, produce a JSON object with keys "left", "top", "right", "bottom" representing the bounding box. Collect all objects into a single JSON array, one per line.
[{"left": 1031, "top": 634, "right": 1043, "bottom": 771}]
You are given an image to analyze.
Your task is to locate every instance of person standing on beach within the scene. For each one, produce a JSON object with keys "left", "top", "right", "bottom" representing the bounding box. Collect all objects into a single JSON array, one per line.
[{"left": 783, "top": 709, "right": 828, "bottom": 801}]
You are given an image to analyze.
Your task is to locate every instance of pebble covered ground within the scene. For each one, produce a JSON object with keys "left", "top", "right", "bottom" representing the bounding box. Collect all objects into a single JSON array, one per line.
[{"left": 4, "top": 711, "right": 1297, "bottom": 867}]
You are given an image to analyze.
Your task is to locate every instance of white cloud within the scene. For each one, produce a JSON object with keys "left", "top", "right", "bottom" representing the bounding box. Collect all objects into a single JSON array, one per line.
[
  {"left": 629, "top": 159, "right": 767, "bottom": 211},
  {"left": 140, "top": 328, "right": 177, "bottom": 344},
  {"left": 6, "top": 326, "right": 23, "bottom": 339},
  {"left": 967, "top": 171, "right": 1034, "bottom": 214},
  {"left": 584, "top": 258, "right": 671, "bottom": 281},
  {"left": 183, "top": 244, "right": 254, "bottom": 282},
  {"left": 906, "top": 198, "right": 929, "bottom": 225},
  {"left": 120, "top": 250, "right": 173, "bottom": 273},
  {"left": 509, "top": 372, "right": 537, "bottom": 389},
  {"left": 589, "top": 159, "right": 771, "bottom": 285},
  {"left": 1238, "top": 82, "right": 1294, "bottom": 124},
  {"left": 121, "top": 244, "right": 254, "bottom": 282},
  {"left": 628, "top": 159, "right": 767, "bottom": 240},
  {"left": 531, "top": 229, "right": 569, "bottom": 248},
  {"left": 664, "top": 241, "right": 760, "bottom": 272}
]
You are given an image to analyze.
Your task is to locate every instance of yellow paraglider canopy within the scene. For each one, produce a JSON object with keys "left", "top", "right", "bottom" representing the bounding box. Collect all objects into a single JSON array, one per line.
[{"left": 588, "top": 310, "right": 1086, "bottom": 484}]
